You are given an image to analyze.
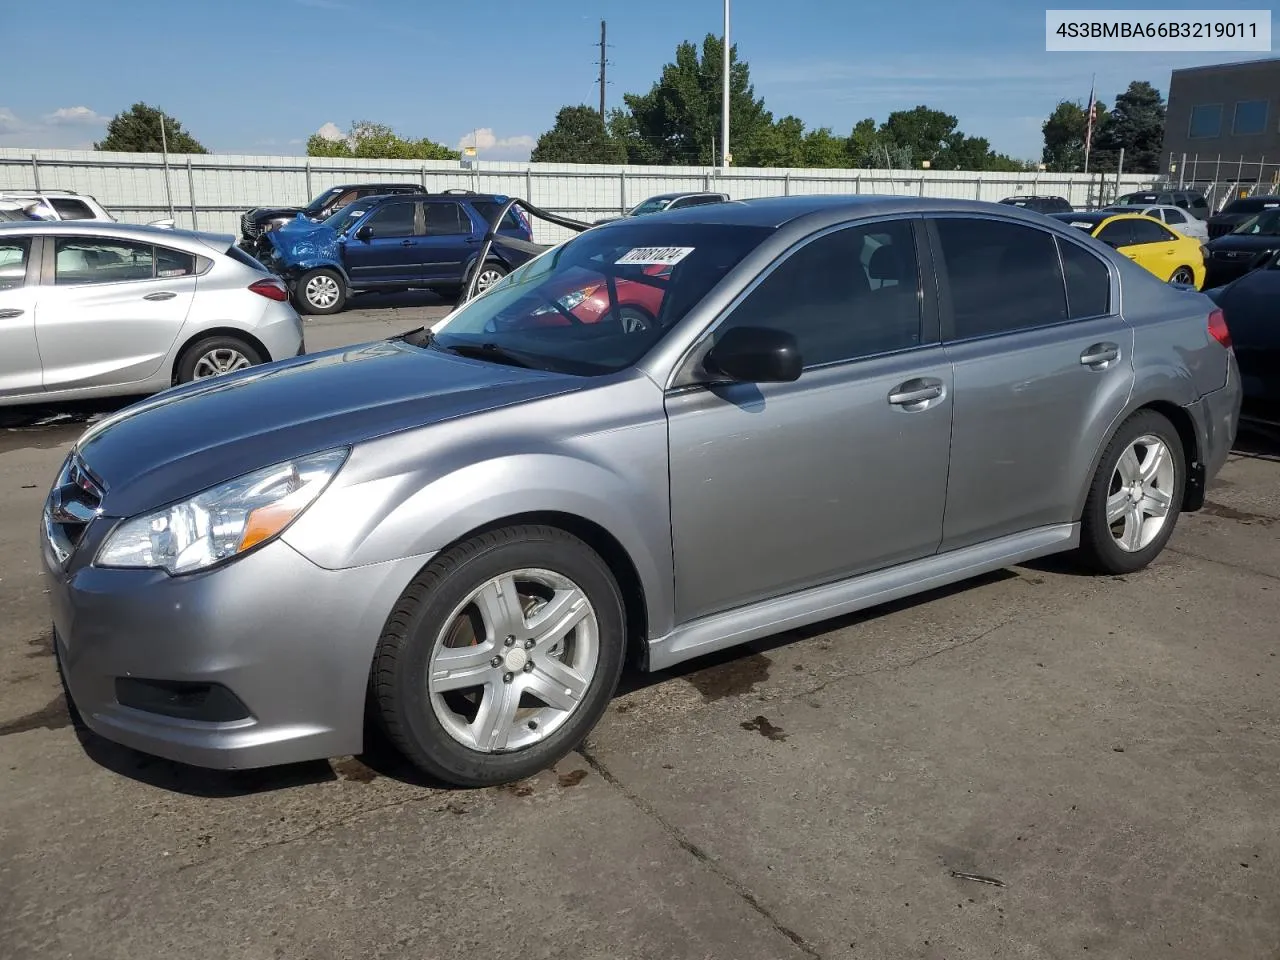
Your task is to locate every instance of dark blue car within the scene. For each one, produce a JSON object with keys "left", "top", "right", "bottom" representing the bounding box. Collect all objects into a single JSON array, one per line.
[{"left": 264, "top": 191, "right": 543, "bottom": 314}]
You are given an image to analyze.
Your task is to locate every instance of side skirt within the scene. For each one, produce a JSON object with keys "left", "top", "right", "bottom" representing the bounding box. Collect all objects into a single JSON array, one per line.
[{"left": 645, "top": 523, "right": 1079, "bottom": 672}]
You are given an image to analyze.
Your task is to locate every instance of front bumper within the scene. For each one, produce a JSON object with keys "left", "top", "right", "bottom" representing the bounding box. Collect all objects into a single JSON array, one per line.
[{"left": 42, "top": 518, "right": 430, "bottom": 770}]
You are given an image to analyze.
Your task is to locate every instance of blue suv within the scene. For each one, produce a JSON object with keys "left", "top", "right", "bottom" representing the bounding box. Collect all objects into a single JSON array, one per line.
[{"left": 263, "top": 191, "right": 541, "bottom": 314}]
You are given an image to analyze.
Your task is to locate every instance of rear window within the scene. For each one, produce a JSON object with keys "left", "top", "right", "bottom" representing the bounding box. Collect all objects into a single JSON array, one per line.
[
  {"left": 48, "top": 197, "right": 96, "bottom": 220},
  {"left": 470, "top": 200, "right": 526, "bottom": 232}
]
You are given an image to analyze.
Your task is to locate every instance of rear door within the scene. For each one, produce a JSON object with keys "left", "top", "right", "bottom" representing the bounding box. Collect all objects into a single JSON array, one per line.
[
  {"left": 1125, "top": 218, "right": 1183, "bottom": 281},
  {"left": 927, "top": 214, "right": 1133, "bottom": 550},
  {"left": 35, "top": 236, "right": 197, "bottom": 392},
  {"left": 420, "top": 201, "right": 479, "bottom": 283},
  {"left": 0, "top": 234, "right": 43, "bottom": 397}
]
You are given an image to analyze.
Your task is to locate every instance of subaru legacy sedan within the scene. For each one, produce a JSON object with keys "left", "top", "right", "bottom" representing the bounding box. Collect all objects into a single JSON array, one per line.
[{"left": 42, "top": 196, "right": 1241, "bottom": 788}]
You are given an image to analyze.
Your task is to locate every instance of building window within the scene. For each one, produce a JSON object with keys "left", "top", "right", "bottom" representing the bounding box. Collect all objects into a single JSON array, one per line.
[
  {"left": 1188, "top": 104, "right": 1223, "bottom": 139},
  {"left": 1233, "top": 100, "right": 1268, "bottom": 136}
]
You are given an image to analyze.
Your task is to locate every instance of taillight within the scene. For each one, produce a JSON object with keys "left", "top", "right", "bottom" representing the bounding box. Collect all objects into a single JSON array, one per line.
[
  {"left": 249, "top": 278, "right": 289, "bottom": 302},
  {"left": 1207, "top": 307, "right": 1231, "bottom": 348}
]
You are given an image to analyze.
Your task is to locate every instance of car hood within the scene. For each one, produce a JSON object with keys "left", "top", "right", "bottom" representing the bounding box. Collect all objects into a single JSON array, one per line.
[
  {"left": 1206, "top": 234, "right": 1280, "bottom": 252},
  {"left": 265, "top": 218, "right": 341, "bottom": 266},
  {"left": 248, "top": 205, "right": 309, "bottom": 222},
  {"left": 73, "top": 339, "right": 584, "bottom": 517}
]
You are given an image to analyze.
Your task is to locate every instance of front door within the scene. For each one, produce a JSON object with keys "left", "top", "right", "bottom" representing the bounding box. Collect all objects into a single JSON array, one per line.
[
  {"left": 343, "top": 199, "right": 421, "bottom": 287},
  {"left": 927, "top": 215, "right": 1134, "bottom": 551},
  {"left": 0, "top": 235, "right": 42, "bottom": 397},
  {"left": 666, "top": 217, "right": 953, "bottom": 623},
  {"left": 35, "top": 236, "right": 197, "bottom": 393}
]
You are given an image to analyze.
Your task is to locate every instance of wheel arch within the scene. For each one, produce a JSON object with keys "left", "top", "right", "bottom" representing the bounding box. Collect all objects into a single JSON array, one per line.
[{"left": 171, "top": 327, "right": 271, "bottom": 385}]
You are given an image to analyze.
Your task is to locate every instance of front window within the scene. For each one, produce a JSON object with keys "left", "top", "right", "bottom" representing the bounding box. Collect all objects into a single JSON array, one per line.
[
  {"left": 323, "top": 204, "right": 369, "bottom": 235},
  {"left": 425, "top": 222, "right": 774, "bottom": 375},
  {"left": 304, "top": 188, "right": 345, "bottom": 217},
  {"left": 627, "top": 197, "right": 673, "bottom": 218},
  {"left": 1231, "top": 209, "right": 1280, "bottom": 236}
]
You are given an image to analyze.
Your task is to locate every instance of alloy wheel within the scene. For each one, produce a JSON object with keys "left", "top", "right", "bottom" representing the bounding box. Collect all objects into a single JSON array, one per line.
[
  {"left": 305, "top": 274, "right": 341, "bottom": 309},
  {"left": 428, "top": 568, "right": 599, "bottom": 753},
  {"left": 192, "top": 348, "right": 252, "bottom": 379},
  {"left": 476, "top": 268, "right": 504, "bottom": 293},
  {"left": 1106, "top": 434, "right": 1176, "bottom": 552},
  {"left": 1170, "top": 267, "right": 1195, "bottom": 285}
]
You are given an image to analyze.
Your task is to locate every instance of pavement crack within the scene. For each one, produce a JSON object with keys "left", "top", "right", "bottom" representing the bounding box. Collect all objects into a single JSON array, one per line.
[
  {"left": 577, "top": 742, "right": 822, "bottom": 959},
  {"left": 1168, "top": 546, "right": 1280, "bottom": 582}
]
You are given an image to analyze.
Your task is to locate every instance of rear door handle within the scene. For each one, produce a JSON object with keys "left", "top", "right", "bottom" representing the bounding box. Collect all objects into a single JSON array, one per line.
[
  {"left": 143, "top": 291, "right": 176, "bottom": 301},
  {"left": 887, "top": 377, "right": 944, "bottom": 408},
  {"left": 465, "top": 237, "right": 482, "bottom": 244},
  {"left": 0, "top": 308, "right": 23, "bottom": 319},
  {"left": 400, "top": 239, "right": 416, "bottom": 246},
  {"left": 1080, "top": 342, "right": 1120, "bottom": 368}
]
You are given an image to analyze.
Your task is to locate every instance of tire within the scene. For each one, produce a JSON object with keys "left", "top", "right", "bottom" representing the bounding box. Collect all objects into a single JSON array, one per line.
[
  {"left": 1077, "top": 409, "right": 1186, "bottom": 575},
  {"left": 372, "top": 524, "right": 626, "bottom": 787},
  {"left": 176, "top": 335, "right": 264, "bottom": 384},
  {"left": 1169, "top": 266, "right": 1196, "bottom": 287},
  {"left": 470, "top": 261, "right": 507, "bottom": 296},
  {"left": 294, "top": 268, "right": 346, "bottom": 315},
  {"left": 613, "top": 306, "right": 655, "bottom": 334}
]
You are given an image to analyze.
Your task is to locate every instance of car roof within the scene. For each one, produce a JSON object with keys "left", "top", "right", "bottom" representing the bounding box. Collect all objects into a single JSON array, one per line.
[
  {"left": 0, "top": 219, "right": 235, "bottom": 251},
  {"left": 645, "top": 191, "right": 726, "bottom": 201}
]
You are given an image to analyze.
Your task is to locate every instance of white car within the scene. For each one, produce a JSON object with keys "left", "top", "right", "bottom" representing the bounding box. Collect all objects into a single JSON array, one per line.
[
  {"left": 0, "top": 189, "right": 115, "bottom": 223},
  {"left": 0, "top": 221, "right": 304, "bottom": 418},
  {"left": 1102, "top": 204, "right": 1209, "bottom": 242}
]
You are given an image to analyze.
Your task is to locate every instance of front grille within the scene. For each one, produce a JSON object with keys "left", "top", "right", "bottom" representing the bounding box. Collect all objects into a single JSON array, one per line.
[
  {"left": 1207, "top": 222, "right": 1233, "bottom": 239},
  {"left": 240, "top": 212, "right": 260, "bottom": 240},
  {"left": 44, "top": 455, "right": 104, "bottom": 565}
]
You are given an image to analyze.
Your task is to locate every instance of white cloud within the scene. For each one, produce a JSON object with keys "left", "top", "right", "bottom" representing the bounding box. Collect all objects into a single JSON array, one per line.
[
  {"left": 315, "top": 121, "right": 345, "bottom": 142},
  {"left": 456, "top": 127, "right": 536, "bottom": 159},
  {"left": 0, "top": 108, "right": 21, "bottom": 134},
  {"left": 294, "top": 0, "right": 350, "bottom": 9},
  {"left": 43, "top": 106, "right": 106, "bottom": 126}
]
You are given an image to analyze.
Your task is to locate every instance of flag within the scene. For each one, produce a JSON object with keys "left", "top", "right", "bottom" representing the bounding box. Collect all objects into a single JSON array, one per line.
[{"left": 1084, "top": 77, "right": 1097, "bottom": 156}]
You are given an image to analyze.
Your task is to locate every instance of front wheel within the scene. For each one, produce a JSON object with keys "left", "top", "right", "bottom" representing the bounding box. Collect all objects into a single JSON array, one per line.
[
  {"left": 295, "top": 268, "right": 346, "bottom": 315},
  {"left": 371, "top": 524, "right": 626, "bottom": 787},
  {"left": 1077, "top": 409, "right": 1185, "bottom": 574}
]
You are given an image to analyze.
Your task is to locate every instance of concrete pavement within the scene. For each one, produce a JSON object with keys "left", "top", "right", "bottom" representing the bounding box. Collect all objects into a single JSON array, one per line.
[{"left": 2, "top": 306, "right": 1278, "bottom": 960}]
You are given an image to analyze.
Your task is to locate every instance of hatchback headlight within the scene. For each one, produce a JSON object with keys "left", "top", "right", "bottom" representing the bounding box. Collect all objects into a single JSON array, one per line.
[
  {"left": 533, "top": 286, "right": 599, "bottom": 316},
  {"left": 96, "top": 449, "right": 348, "bottom": 575}
]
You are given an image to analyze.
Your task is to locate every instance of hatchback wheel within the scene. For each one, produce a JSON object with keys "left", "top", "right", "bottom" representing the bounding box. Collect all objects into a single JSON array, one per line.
[
  {"left": 1169, "top": 266, "right": 1196, "bottom": 286},
  {"left": 372, "top": 524, "right": 626, "bottom": 787},
  {"left": 1078, "top": 409, "right": 1185, "bottom": 574},
  {"left": 296, "top": 268, "right": 346, "bottom": 315},
  {"left": 177, "top": 335, "right": 264, "bottom": 384}
]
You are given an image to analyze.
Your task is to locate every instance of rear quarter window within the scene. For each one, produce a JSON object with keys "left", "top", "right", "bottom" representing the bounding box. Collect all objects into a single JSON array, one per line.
[{"left": 470, "top": 200, "right": 525, "bottom": 232}]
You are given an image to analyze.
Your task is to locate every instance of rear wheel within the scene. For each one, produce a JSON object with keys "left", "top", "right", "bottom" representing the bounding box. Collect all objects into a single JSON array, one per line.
[
  {"left": 371, "top": 524, "right": 626, "bottom": 787},
  {"left": 1077, "top": 409, "right": 1185, "bottom": 574},
  {"left": 1169, "top": 266, "right": 1196, "bottom": 286},
  {"left": 295, "top": 268, "right": 346, "bottom": 315},
  {"left": 176, "top": 335, "right": 263, "bottom": 384},
  {"left": 472, "top": 262, "right": 507, "bottom": 295}
]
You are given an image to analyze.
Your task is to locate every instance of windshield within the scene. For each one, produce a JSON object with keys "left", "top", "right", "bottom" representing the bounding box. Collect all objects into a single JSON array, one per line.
[
  {"left": 627, "top": 197, "right": 674, "bottom": 218},
  {"left": 323, "top": 204, "right": 368, "bottom": 234},
  {"left": 427, "top": 222, "right": 774, "bottom": 375},
  {"left": 304, "top": 188, "right": 343, "bottom": 216},
  {"left": 1231, "top": 208, "right": 1280, "bottom": 236}
]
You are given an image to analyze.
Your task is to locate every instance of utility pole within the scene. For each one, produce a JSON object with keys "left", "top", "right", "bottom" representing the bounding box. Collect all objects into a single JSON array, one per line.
[
  {"left": 598, "top": 20, "right": 608, "bottom": 119},
  {"left": 721, "top": 0, "right": 730, "bottom": 167}
]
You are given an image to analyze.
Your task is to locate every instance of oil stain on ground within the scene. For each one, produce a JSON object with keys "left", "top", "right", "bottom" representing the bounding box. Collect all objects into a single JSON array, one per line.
[
  {"left": 1201, "top": 501, "right": 1276, "bottom": 525},
  {"left": 332, "top": 757, "right": 378, "bottom": 783},
  {"left": 558, "top": 769, "right": 588, "bottom": 788},
  {"left": 684, "top": 652, "right": 772, "bottom": 702},
  {"left": 0, "top": 696, "right": 70, "bottom": 738},
  {"left": 740, "top": 715, "right": 788, "bottom": 742}
]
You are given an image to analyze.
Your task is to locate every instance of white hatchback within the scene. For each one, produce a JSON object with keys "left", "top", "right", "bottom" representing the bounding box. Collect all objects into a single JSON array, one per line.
[
  {"left": 1103, "top": 204, "right": 1209, "bottom": 241},
  {"left": 0, "top": 221, "right": 303, "bottom": 417}
]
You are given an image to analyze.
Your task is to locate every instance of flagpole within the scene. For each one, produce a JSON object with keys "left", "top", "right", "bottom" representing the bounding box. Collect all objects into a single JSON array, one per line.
[{"left": 1083, "top": 73, "right": 1096, "bottom": 175}]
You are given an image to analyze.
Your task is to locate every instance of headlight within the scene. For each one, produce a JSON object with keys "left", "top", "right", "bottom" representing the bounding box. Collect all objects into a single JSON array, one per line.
[
  {"left": 96, "top": 449, "right": 348, "bottom": 575},
  {"left": 533, "top": 286, "right": 599, "bottom": 316}
]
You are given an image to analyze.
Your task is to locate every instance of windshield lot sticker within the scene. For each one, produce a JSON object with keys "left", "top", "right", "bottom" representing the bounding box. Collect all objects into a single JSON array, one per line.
[{"left": 616, "top": 246, "right": 695, "bottom": 266}]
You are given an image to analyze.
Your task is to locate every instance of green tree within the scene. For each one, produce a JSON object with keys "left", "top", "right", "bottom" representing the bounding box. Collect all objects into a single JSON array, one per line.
[
  {"left": 94, "top": 102, "right": 208, "bottom": 153},
  {"left": 606, "top": 108, "right": 663, "bottom": 165},
  {"left": 622, "top": 34, "right": 776, "bottom": 165},
  {"left": 1041, "top": 99, "right": 1111, "bottom": 172},
  {"left": 1091, "top": 81, "right": 1165, "bottom": 174},
  {"left": 531, "top": 105, "right": 626, "bottom": 164},
  {"left": 801, "top": 127, "right": 848, "bottom": 168},
  {"left": 307, "top": 121, "right": 458, "bottom": 160}
]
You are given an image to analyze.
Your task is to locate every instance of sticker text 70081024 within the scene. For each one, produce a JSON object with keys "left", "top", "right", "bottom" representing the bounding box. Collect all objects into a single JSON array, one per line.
[{"left": 615, "top": 246, "right": 695, "bottom": 266}]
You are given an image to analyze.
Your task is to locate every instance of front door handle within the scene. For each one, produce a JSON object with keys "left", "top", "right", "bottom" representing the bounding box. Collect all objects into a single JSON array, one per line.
[
  {"left": 400, "top": 239, "right": 416, "bottom": 246},
  {"left": 143, "top": 291, "right": 176, "bottom": 301},
  {"left": 0, "top": 308, "right": 23, "bottom": 319},
  {"left": 1080, "top": 342, "right": 1120, "bottom": 368},
  {"left": 888, "top": 377, "right": 944, "bottom": 408}
]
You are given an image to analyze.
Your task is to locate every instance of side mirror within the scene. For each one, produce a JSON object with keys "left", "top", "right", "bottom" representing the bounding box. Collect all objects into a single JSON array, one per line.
[
  {"left": 354, "top": 224, "right": 373, "bottom": 242},
  {"left": 705, "top": 326, "right": 802, "bottom": 383}
]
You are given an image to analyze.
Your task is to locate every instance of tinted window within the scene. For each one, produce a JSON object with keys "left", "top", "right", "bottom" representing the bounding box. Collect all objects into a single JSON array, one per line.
[
  {"left": 717, "top": 219, "right": 922, "bottom": 366},
  {"left": 1057, "top": 239, "right": 1110, "bottom": 319},
  {"left": 1130, "top": 219, "right": 1175, "bottom": 244},
  {"left": 428, "top": 222, "right": 773, "bottom": 376},
  {"left": 1222, "top": 198, "right": 1278, "bottom": 215},
  {"left": 1164, "top": 208, "right": 1187, "bottom": 224},
  {"left": 0, "top": 239, "right": 28, "bottom": 290},
  {"left": 156, "top": 246, "right": 196, "bottom": 277},
  {"left": 424, "top": 201, "right": 470, "bottom": 236},
  {"left": 1233, "top": 100, "right": 1268, "bottom": 136},
  {"left": 933, "top": 217, "right": 1066, "bottom": 339},
  {"left": 363, "top": 201, "right": 417, "bottom": 239},
  {"left": 1189, "top": 104, "right": 1223, "bottom": 139},
  {"left": 1232, "top": 209, "right": 1280, "bottom": 236},
  {"left": 48, "top": 197, "right": 95, "bottom": 220},
  {"left": 470, "top": 200, "right": 525, "bottom": 232},
  {"left": 1095, "top": 220, "right": 1134, "bottom": 247},
  {"left": 54, "top": 239, "right": 155, "bottom": 284}
]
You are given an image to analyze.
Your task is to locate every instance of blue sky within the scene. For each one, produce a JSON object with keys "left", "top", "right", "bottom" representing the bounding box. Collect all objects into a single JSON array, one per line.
[{"left": 1, "top": 0, "right": 1274, "bottom": 161}]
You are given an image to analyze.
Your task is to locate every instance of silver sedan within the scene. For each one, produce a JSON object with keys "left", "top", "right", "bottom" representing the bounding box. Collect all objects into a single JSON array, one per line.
[{"left": 0, "top": 221, "right": 303, "bottom": 415}]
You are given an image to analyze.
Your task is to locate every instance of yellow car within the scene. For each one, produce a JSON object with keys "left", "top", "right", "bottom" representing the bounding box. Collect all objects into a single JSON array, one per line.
[{"left": 1050, "top": 211, "right": 1206, "bottom": 289}]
